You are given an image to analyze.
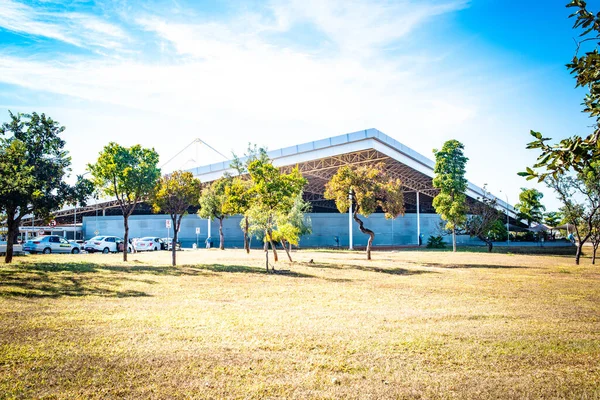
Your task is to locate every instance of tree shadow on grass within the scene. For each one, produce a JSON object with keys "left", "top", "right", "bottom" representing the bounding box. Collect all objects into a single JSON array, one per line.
[
  {"left": 0, "top": 261, "right": 326, "bottom": 298},
  {"left": 300, "top": 261, "right": 435, "bottom": 276},
  {"left": 0, "top": 270, "right": 149, "bottom": 298},
  {"left": 415, "top": 262, "right": 528, "bottom": 269}
]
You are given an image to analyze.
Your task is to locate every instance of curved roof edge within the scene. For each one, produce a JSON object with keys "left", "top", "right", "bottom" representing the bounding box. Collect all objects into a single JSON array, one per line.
[{"left": 186, "top": 128, "right": 516, "bottom": 215}]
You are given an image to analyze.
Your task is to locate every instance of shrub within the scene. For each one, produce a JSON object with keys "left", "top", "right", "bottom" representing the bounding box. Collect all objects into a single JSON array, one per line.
[{"left": 426, "top": 235, "right": 446, "bottom": 249}]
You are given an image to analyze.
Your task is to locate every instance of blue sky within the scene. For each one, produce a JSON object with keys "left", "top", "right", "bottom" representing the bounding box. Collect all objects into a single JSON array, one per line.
[{"left": 0, "top": 0, "right": 595, "bottom": 211}]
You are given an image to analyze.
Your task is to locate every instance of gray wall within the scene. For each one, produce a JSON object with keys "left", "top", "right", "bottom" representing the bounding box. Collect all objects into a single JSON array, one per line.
[{"left": 83, "top": 213, "right": 482, "bottom": 248}]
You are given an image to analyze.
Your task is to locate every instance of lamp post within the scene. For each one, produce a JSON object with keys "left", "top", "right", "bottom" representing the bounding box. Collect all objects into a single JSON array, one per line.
[
  {"left": 500, "top": 190, "right": 510, "bottom": 246},
  {"left": 348, "top": 189, "right": 353, "bottom": 250}
]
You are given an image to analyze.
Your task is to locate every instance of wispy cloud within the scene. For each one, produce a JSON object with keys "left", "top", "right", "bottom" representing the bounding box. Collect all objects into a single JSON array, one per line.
[
  {"left": 0, "top": 0, "right": 480, "bottom": 178},
  {"left": 0, "top": 0, "right": 129, "bottom": 49}
]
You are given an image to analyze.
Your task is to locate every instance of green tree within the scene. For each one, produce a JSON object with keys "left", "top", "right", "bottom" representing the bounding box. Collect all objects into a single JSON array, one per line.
[
  {"left": 151, "top": 171, "right": 202, "bottom": 266},
  {"left": 88, "top": 142, "right": 160, "bottom": 261},
  {"left": 223, "top": 177, "right": 253, "bottom": 252},
  {"left": 273, "top": 193, "right": 312, "bottom": 261},
  {"left": 544, "top": 211, "right": 563, "bottom": 239},
  {"left": 198, "top": 177, "right": 231, "bottom": 250},
  {"left": 515, "top": 188, "right": 546, "bottom": 228},
  {"left": 247, "top": 158, "right": 306, "bottom": 268},
  {"left": 544, "top": 211, "right": 563, "bottom": 227},
  {"left": 432, "top": 140, "right": 468, "bottom": 252},
  {"left": 224, "top": 144, "right": 269, "bottom": 253},
  {"left": 522, "top": 2, "right": 600, "bottom": 181},
  {"left": 463, "top": 187, "right": 502, "bottom": 252},
  {"left": 0, "top": 112, "right": 93, "bottom": 263},
  {"left": 324, "top": 162, "right": 404, "bottom": 260},
  {"left": 546, "top": 162, "right": 600, "bottom": 265},
  {"left": 589, "top": 213, "right": 600, "bottom": 264}
]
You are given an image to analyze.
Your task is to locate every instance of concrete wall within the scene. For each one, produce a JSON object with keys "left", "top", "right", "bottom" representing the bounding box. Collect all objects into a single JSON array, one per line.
[{"left": 83, "top": 213, "right": 482, "bottom": 248}]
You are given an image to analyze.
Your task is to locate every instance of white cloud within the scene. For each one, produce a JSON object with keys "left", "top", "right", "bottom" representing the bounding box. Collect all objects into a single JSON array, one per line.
[
  {"left": 270, "top": 0, "right": 469, "bottom": 55},
  {"left": 0, "top": 0, "right": 129, "bottom": 49},
  {"left": 0, "top": 0, "right": 487, "bottom": 193}
]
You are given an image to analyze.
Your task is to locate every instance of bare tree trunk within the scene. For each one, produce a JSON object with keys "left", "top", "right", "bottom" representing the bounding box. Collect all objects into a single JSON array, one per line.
[
  {"left": 171, "top": 215, "right": 180, "bottom": 267},
  {"left": 266, "top": 220, "right": 278, "bottom": 263},
  {"left": 593, "top": 244, "right": 598, "bottom": 265},
  {"left": 269, "top": 239, "right": 278, "bottom": 263},
  {"left": 123, "top": 215, "right": 129, "bottom": 262},
  {"left": 281, "top": 240, "right": 293, "bottom": 262},
  {"left": 452, "top": 227, "right": 457, "bottom": 252},
  {"left": 219, "top": 217, "right": 225, "bottom": 250},
  {"left": 575, "top": 244, "right": 582, "bottom": 265},
  {"left": 4, "top": 209, "right": 17, "bottom": 263},
  {"left": 353, "top": 211, "right": 375, "bottom": 260},
  {"left": 265, "top": 248, "right": 269, "bottom": 272},
  {"left": 244, "top": 216, "right": 250, "bottom": 253}
]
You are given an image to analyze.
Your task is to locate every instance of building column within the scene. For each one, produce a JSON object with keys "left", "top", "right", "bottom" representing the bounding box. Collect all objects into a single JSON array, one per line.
[
  {"left": 416, "top": 191, "right": 421, "bottom": 246},
  {"left": 207, "top": 218, "right": 211, "bottom": 239}
]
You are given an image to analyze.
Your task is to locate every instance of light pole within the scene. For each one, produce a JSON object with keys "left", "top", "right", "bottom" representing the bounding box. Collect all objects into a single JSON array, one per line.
[
  {"left": 348, "top": 189, "right": 353, "bottom": 250},
  {"left": 500, "top": 190, "right": 510, "bottom": 246}
]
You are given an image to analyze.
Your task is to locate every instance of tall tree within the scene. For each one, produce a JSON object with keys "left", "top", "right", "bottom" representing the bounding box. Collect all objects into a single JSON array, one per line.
[
  {"left": 432, "top": 140, "right": 468, "bottom": 252},
  {"left": 545, "top": 162, "right": 600, "bottom": 265},
  {"left": 247, "top": 158, "right": 306, "bottom": 268},
  {"left": 523, "top": 2, "right": 600, "bottom": 181},
  {"left": 223, "top": 178, "right": 253, "bottom": 252},
  {"left": 515, "top": 188, "right": 546, "bottom": 228},
  {"left": 589, "top": 213, "right": 600, "bottom": 264},
  {"left": 324, "top": 162, "right": 404, "bottom": 260},
  {"left": 273, "top": 193, "right": 312, "bottom": 261},
  {"left": 88, "top": 142, "right": 160, "bottom": 262},
  {"left": 224, "top": 144, "right": 269, "bottom": 253},
  {"left": 544, "top": 210, "right": 563, "bottom": 239},
  {"left": 151, "top": 171, "right": 202, "bottom": 266},
  {"left": 0, "top": 112, "right": 92, "bottom": 263},
  {"left": 544, "top": 211, "right": 563, "bottom": 228},
  {"left": 198, "top": 177, "right": 231, "bottom": 250}
]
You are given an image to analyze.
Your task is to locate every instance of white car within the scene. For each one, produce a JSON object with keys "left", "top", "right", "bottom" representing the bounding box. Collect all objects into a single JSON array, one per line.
[
  {"left": 84, "top": 236, "right": 122, "bottom": 254},
  {"left": 134, "top": 237, "right": 163, "bottom": 251}
]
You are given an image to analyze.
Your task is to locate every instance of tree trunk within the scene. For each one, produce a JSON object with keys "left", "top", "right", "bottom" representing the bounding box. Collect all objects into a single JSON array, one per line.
[
  {"left": 281, "top": 240, "right": 293, "bottom": 262},
  {"left": 219, "top": 217, "right": 225, "bottom": 250},
  {"left": 244, "top": 216, "right": 250, "bottom": 254},
  {"left": 265, "top": 228, "right": 278, "bottom": 263},
  {"left": 265, "top": 248, "right": 269, "bottom": 272},
  {"left": 575, "top": 243, "right": 582, "bottom": 265},
  {"left": 171, "top": 215, "right": 181, "bottom": 267},
  {"left": 487, "top": 241, "right": 493, "bottom": 253},
  {"left": 353, "top": 211, "right": 375, "bottom": 260},
  {"left": 4, "top": 209, "right": 17, "bottom": 264},
  {"left": 269, "top": 239, "right": 278, "bottom": 263},
  {"left": 452, "top": 227, "right": 457, "bottom": 252},
  {"left": 123, "top": 215, "right": 129, "bottom": 262},
  {"left": 593, "top": 244, "right": 598, "bottom": 265}
]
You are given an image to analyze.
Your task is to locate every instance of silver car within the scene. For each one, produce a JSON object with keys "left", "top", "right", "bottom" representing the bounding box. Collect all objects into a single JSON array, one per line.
[{"left": 23, "top": 235, "right": 81, "bottom": 254}]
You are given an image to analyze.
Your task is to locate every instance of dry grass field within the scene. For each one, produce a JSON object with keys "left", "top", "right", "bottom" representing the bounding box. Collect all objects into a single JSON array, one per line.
[{"left": 1, "top": 249, "right": 599, "bottom": 399}]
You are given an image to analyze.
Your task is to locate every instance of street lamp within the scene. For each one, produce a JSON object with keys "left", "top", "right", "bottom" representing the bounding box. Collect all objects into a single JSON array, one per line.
[
  {"left": 348, "top": 189, "right": 353, "bottom": 250},
  {"left": 500, "top": 190, "right": 510, "bottom": 246}
]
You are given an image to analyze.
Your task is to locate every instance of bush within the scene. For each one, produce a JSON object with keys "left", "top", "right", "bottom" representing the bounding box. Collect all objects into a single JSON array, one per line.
[{"left": 426, "top": 235, "right": 446, "bottom": 249}]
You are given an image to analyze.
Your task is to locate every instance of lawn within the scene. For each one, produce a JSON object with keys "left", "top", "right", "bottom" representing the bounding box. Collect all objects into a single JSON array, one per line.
[{"left": 0, "top": 249, "right": 599, "bottom": 399}]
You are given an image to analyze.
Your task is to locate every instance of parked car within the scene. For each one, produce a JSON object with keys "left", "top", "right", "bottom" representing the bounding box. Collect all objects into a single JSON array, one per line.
[
  {"left": 0, "top": 241, "right": 23, "bottom": 256},
  {"left": 23, "top": 235, "right": 80, "bottom": 254},
  {"left": 69, "top": 240, "right": 85, "bottom": 251},
  {"left": 161, "top": 238, "right": 181, "bottom": 251},
  {"left": 84, "top": 236, "right": 123, "bottom": 254},
  {"left": 134, "top": 237, "right": 163, "bottom": 251}
]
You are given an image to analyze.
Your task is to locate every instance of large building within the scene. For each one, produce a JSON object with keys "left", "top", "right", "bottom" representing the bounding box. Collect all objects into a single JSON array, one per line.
[{"left": 74, "top": 128, "right": 518, "bottom": 248}]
